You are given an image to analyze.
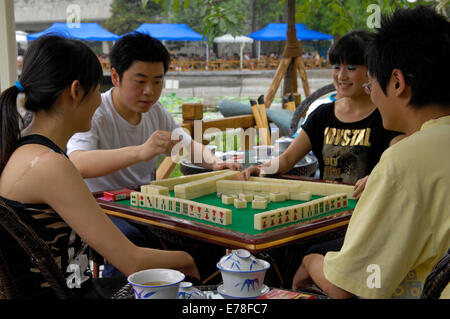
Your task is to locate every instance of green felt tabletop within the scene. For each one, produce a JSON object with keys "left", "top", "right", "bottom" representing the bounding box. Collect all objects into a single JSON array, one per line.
[{"left": 116, "top": 192, "right": 357, "bottom": 235}]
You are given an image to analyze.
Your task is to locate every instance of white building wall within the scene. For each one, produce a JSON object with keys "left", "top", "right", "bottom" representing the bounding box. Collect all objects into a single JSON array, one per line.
[{"left": 14, "top": 0, "right": 113, "bottom": 31}]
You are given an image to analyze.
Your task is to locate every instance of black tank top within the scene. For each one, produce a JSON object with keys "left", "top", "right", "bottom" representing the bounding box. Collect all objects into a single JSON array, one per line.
[
  {"left": 0, "top": 134, "right": 90, "bottom": 298},
  {"left": 15, "top": 134, "right": 68, "bottom": 157}
]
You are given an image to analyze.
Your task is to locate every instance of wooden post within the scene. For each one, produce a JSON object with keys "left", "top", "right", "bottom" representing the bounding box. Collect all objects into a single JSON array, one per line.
[
  {"left": 156, "top": 157, "right": 177, "bottom": 180},
  {"left": 182, "top": 103, "right": 204, "bottom": 123},
  {"left": 293, "top": 93, "right": 302, "bottom": 108},
  {"left": 295, "top": 56, "right": 311, "bottom": 97},
  {"left": 264, "top": 57, "right": 291, "bottom": 109},
  {"left": 0, "top": 0, "right": 17, "bottom": 92},
  {"left": 250, "top": 100, "right": 264, "bottom": 130},
  {"left": 292, "top": 57, "right": 299, "bottom": 95},
  {"left": 263, "top": 0, "right": 311, "bottom": 109},
  {"left": 257, "top": 96, "right": 271, "bottom": 146}
]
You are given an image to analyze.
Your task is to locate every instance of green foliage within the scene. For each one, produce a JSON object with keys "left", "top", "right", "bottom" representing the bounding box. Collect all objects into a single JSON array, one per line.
[
  {"left": 159, "top": 0, "right": 285, "bottom": 43},
  {"left": 139, "top": 0, "right": 447, "bottom": 45},
  {"left": 105, "top": 0, "right": 164, "bottom": 35},
  {"left": 139, "top": 0, "right": 247, "bottom": 44},
  {"left": 156, "top": 155, "right": 183, "bottom": 177},
  {"left": 201, "top": 0, "right": 247, "bottom": 45},
  {"left": 159, "top": 93, "right": 203, "bottom": 122},
  {"left": 251, "top": 0, "right": 286, "bottom": 29},
  {"left": 163, "top": 2, "right": 208, "bottom": 34},
  {"left": 295, "top": 0, "right": 446, "bottom": 37}
]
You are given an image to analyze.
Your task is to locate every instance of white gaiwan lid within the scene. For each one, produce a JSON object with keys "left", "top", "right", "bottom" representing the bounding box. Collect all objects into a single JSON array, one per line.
[{"left": 217, "top": 249, "right": 270, "bottom": 272}]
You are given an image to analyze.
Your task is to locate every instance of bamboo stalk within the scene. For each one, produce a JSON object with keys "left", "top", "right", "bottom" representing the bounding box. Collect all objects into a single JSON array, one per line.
[
  {"left": 257, "top": 95, "right": 271, "bottom": 145},
  {"left": 249, "top": 99, "right": 264, "bottom": 130}
]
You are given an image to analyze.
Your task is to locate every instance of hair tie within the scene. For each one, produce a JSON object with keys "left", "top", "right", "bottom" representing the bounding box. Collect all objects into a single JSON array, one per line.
[{"left": 15, "top": 81, "right": 25, "bottom": 93}]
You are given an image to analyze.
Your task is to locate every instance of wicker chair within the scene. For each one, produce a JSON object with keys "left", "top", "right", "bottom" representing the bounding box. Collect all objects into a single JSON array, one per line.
[
  {"left": 289, "top": 83, "right": 336, "bottom": 136},
  {"left": 421, "top": 248, "right": 450, "bottom": 299},
  {"left": 0, "top": 199, "right": 76, "bottom": 299}
]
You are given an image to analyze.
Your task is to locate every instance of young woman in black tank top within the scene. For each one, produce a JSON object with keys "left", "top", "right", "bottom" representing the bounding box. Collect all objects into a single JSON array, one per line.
[{"left": 0, "top": 36, "right": 199, "bottom": 298}]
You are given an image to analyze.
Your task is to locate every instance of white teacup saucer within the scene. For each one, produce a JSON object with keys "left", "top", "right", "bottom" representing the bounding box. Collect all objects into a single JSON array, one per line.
[{"left": 217, "top": 284, "right": 270, "bottom": 299}]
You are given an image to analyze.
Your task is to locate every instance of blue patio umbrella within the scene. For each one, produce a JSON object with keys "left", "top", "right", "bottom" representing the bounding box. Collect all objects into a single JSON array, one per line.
[
  {"left": 27, "top": 22, "right": 120, "bottom": 41},
  {"left": 134, "top": 23, "right": 209, "bottom": 60},
  {"left": 134, "top": 23, "right": 205, "bottom": 41},
  {"left": 247, "top": 23, "right": 333, "bottom": 41}
]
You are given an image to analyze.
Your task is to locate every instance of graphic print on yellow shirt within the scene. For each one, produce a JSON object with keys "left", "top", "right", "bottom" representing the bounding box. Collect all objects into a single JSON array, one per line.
[{"left": 392, "top": 271, "right": 422, "bottom": 298}]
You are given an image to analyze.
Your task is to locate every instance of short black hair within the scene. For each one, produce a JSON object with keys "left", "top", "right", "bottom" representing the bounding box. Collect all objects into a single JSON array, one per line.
[
  {"left": 367, "top": 6, "right": 450, "bottom": 108},
  {"left": 110, "top": 32, "right": 171, "bottom": 80},
  {"left": 329, "top": 30, "right": 374, "bottom": 66}
]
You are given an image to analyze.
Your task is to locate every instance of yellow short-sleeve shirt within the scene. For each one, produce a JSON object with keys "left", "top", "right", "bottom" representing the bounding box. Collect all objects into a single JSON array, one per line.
[{"left": 323, "top": 116, "right": 450, "bottom": 299}]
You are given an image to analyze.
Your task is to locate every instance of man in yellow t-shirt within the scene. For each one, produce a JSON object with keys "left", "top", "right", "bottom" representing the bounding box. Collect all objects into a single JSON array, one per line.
[{"left": 291, "top": 6, "right": 450, "bottom": 299}]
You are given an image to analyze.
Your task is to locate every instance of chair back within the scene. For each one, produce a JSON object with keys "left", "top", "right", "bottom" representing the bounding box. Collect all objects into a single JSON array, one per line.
[
  {"left": 421, "top": 248, "right": 450, "bottom": 299},
  {"left": 289, "top": 83, "right": 336, "bottom": 136},
  {"left": 0, "top": 199, "right": 75, "bottom": 299}
]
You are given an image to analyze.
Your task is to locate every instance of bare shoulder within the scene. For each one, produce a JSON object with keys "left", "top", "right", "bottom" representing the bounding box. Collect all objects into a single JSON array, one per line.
[
  {"left": 2, "top": 146, "right": 86, "bottom": 203},
  {"left": 27, "top": 148, "right": 78, "bottom": 174},
  {"left": 26, "top": 149, "right": 84, "bottom": 188}
]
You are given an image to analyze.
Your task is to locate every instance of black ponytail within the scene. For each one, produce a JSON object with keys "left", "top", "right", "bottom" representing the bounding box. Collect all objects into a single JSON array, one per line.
[
  {"left": 0, "top": 87, "right": 24, "bottom": 171},
  {"left": 0, "top": 35, "right": 102, "bottom": 173}
]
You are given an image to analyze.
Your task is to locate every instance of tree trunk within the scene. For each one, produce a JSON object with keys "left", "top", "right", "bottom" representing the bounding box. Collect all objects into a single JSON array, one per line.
[
  {"left": 282, "top": 0, "right": 297, "bottom": 96},
  {"left": 251, "top": 0, "right": 258, "bottom": 59}
]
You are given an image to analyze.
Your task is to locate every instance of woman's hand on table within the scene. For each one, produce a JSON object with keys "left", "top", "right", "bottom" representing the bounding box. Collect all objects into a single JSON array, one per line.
[{"left": 238, "top": 165, "right": 263, "bottom": 180}]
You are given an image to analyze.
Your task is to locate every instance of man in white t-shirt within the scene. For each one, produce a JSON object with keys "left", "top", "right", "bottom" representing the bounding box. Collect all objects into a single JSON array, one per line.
[
  {"left": 67, "top": 88, "right": 178, "bottom": 192},
  {"left": 67, "top": 33, "right": 241, "bottom": 278}
]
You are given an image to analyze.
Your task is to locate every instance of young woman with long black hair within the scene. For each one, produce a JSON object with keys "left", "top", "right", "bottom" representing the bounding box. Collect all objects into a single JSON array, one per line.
[{"left": 0, "top": 35, "right": 198, "bottom": 298}]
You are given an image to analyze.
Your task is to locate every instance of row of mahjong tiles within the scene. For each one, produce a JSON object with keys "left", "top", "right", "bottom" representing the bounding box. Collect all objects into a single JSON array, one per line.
[
  {"left": 121, "top": 171, "right": 357, "bottom": 234},
  {"left": 130, "top": 190, "right": 349, "bottom": 231}
]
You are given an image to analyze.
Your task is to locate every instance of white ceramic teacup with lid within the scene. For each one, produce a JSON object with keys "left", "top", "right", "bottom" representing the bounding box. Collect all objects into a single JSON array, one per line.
[{"left": 217, "top": 249, "right": 270, "bottom": 298}]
